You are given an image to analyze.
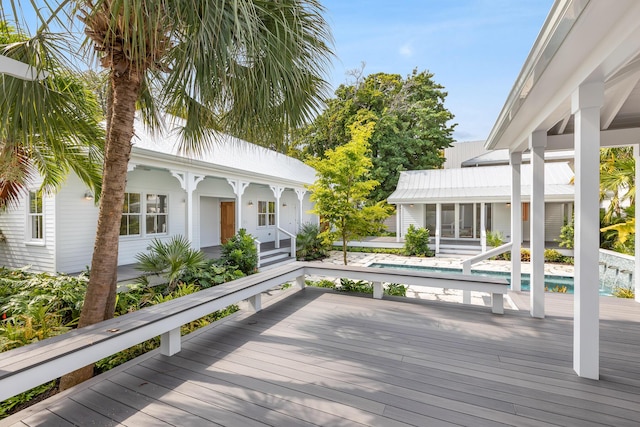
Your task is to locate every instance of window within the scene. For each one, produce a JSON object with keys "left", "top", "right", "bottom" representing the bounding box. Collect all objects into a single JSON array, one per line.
[
  {"left": 257, "top": 200, "right": 275, "bottom": 227},
  {"left": 120, "top": 193, "right": 141, "bottom": 236},
  {"left": 146, "top": 194, "right": 168, "bottom": 234},
  {"left": 28, "top": 191, "right": 44, "bottom": 241}
]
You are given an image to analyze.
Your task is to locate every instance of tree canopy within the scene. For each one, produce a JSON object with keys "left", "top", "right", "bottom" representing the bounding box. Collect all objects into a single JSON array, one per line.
[
  {"left": 307, "top": 122, "right": 392, "bottom": 265},
  {"left": 293, "top": 68, "right": 456, "bottom": 202}
]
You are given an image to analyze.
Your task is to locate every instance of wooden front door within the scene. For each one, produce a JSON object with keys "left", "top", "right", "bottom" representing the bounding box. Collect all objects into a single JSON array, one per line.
[{"left": 220, "top": 201, "right": 236, "bottom": 243}]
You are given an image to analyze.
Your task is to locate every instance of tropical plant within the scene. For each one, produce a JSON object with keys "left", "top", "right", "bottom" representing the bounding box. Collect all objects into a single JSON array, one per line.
[
  {"left": 403, "top": 225, "right": 431, "bottom": 256},
  {"left": 2, "top": 0, "right": 332, "bottom": 389},
  {"left": 337, "top": 278, "right": 373, "bottom": 293},
  {"left": 485, "top": 230, "right": 504, "bottom": 248},
  {"left": 307, "top": 122, "right": 393, "bottom": 264},
  {"left": 296, "top": 222, "right": 328, "bottom": 261},
  {"left": 558, "top": 215, "right": 574, "bottom": 249},
  {"left": 135, "top": 235, "right": 206, "bottom": 293},
  {"left": 220, "top": 229, "right": 259, "bottom": 275},
  {"left": 0, "top": 22, "right": 104, "bottom": 210},
  {"left": 544, "top": 249, "right": 564, "bottom": 263},
  {"left": 178, "top": 260, "right": 244, "bottom": 289},
  {"left": 612, "top": 286, "right": 635, "bottom": 299}
]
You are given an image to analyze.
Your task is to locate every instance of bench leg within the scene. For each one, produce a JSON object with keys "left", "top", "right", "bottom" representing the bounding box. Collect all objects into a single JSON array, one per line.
[
  {"left": 373, "top": 281, "right": 383, "bottom": 299},
  {"left": 249, "top": 293, "right": 262, "bottom": 312},
  {"left": 462, "top": 290, "right": 471, "bottom": 305},
  {"left": 161, "top": 327, "right": 181, "bottom": 356},
  {"left": 492, "top": 293, "right": 504, "bottom": 314},
  {"left": 296, "top": 275, "right": 306, "bottom": 290}
]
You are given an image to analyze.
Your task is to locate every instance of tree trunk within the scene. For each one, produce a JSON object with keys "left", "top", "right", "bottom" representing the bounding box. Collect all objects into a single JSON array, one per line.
[{"left": 59, "top": 70, "right": 141, "bottom": 391}]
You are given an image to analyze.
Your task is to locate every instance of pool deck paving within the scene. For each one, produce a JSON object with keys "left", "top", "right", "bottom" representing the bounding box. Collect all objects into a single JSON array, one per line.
[{"left": 308, "top": 251, "right": 575, "bottom": 309}]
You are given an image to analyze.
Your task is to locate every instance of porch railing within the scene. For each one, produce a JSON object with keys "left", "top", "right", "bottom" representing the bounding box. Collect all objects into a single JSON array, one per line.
[
  {"left": 254, "top": 238, "right": 262, "bottom": 269},
  {"left": 277, "top": 227, "right": 297, "bottom": 259}
]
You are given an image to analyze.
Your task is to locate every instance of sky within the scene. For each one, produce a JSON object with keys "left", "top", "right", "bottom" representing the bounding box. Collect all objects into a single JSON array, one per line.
[{"left": 321, "top": 0, "right": 554, "bottom": 142}]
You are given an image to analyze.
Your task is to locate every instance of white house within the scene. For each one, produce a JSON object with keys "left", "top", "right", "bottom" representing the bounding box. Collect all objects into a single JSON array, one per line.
[
  {"left": 485, "top": 0, "right": 640, "bottom": 378},
  {"left": 0, "top": 118, "right": 317, "bottom": 274},
  {"left": 389, "top": 161, "right": 574, "bottom": 254}
]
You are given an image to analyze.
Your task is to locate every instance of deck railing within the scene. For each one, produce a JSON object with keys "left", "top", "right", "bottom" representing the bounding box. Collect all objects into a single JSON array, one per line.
[
  {"left": 0, "top": 262, "right": 506, "bottom": 402},
  {"left": 276, "top": 227, "right": 297, "bottom": 259}
]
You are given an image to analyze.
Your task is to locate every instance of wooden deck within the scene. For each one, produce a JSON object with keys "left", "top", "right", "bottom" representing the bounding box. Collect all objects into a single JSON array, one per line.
[{"left": 3, "top": 288, "right": 640, "bottom": 426}]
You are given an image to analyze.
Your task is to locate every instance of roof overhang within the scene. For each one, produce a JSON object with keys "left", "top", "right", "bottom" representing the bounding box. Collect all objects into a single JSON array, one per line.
[{"left": 486, "top": 0, "right": 640, "bottom": 152}]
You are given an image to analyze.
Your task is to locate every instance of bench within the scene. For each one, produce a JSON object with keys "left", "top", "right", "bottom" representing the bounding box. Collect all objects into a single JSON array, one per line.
[{"left": 0, "top": 261, "right": 508, "bottom": 402}]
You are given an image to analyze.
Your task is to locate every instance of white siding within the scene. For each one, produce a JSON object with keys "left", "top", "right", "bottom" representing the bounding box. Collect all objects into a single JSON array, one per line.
[
  {"left": 241, "top": 185, "right": 278, "bottom": 242},
  {"left": 117, "top": 169, "right": 186, "bottom": 265},
  {"left": 545, "top": 202, "right": 565, "bottom": 242},
  {"left": 0, "top": 183, "right": 56, "bottom": 273},
  {"left": 56, "top": 174, "right": 99, "bottom": 273},
  {"left": 400, "top": 204, "right": 425, "bottom": 237},
  {"left": 492, "top": 203, "right": 512, "bottom": 240},
  {"left": 383, "top": 214, "right": 397, "bottom": 233},
  {"left": 199, "top": 196, "right": 219, "bottom": 247},
  {"left": 443, "top": 141, "right": 488, "bottom": 169}
]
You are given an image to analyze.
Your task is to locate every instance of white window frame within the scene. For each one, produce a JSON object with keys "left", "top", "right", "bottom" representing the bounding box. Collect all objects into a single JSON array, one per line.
[
  {"left": 257, "top": 200, "right": 276, "bottom": 227},
  {"left": 26, "top": 190, "right": 44, "bottom": 244},
  {"left": 145, "top": 193, "right": 169, "bottom": 235},
  {"left": 120, "top": 192, "right": 142, "bottom": 237}
]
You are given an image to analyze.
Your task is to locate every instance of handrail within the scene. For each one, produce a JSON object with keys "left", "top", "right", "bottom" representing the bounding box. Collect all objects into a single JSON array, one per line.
[
  {"left": 0, "top": 261, "right": 508, "bottom": 402},
  {"left": 277, "top": 227, "right": 297, "bottom": 259},
  {"left": 254, "top": 238, "right": 262, "bottom": 269},
  {"left": 462, "top": 242, "right": 513, "bottom": 275}
]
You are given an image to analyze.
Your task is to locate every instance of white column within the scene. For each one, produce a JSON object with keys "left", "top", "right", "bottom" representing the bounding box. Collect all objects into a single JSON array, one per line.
[
  {"left": 510, "top": 151, "right": 523, "bottom": 291},
  {"left": 227, "top": 179, "right": 249, "bottom": 233},
  {"left": 171, "top": 171, "right": 204, "bottom": 246},
  {"left": 480, "top": 202, "right": 486, "bottom": 252},
  {"left": 295, "top": 188, "right": 307, "bottom": 232},
  {"left": 270, "top": 185, "right": 285, "bottom": 248},
  {"left": 529, "top": 130, "right": 546, "bottom": 319},
  {"left": 435, "top": 203, "right": 441, "bottom": 254},
  {"left": 635, "top": 145, "right": 640, "bottom": 304},
  {"left": 572, "top": 81, "right": 603, "bottom": 379},
  {"left": 396, "top": 205, "right": 401, "bottom": 243}
]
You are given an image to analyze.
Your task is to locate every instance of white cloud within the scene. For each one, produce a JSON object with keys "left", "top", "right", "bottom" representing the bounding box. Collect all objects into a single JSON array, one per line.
[{"left": 399, "top": 43, "right": 413, "bottom": 57}]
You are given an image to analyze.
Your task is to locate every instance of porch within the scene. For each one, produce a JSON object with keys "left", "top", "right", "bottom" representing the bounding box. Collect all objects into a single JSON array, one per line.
[{"left": 4, "top": 286, "right": 639, "bottom": 426}]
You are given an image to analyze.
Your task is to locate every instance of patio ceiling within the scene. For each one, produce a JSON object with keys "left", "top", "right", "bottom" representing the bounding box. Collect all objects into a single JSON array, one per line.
[{"left": 486, "top": 0, "right": 640, "bottom": 152}]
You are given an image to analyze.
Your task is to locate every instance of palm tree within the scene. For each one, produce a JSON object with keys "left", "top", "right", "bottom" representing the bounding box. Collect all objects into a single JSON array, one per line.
[
  {"left": 3, "top": 1, "right": 332, "bottom": 388},
  {"left": 600, "top": 147, "right": 635, "bottom": 223},
  {"left": 0, "top": 22, "right": 103, "bottom": 210}
]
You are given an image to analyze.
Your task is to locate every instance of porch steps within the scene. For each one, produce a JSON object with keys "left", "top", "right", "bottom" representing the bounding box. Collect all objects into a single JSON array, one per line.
[
  {"left": 260, "top": 246, "right": 294, "bottom": 268},
  {"left": 436, "top": 244, "right": 483, "bottom": 256}
]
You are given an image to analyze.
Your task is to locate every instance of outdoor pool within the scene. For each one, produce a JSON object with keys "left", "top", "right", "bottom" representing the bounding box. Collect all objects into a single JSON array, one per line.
[{"left": 368, "top": 263, "right": 613, "bottom": 296}]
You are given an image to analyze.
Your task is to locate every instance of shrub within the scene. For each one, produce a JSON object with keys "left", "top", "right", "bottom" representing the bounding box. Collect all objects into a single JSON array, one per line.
[
  {"left": 520, "top": 249, "right": 531, "bottom": 262},
  {"left": 337, "top": 278, "right": 373, "bottom": 293},
  {"left": 485, "top": 230, "right": 504, "bottom": 248},
  {"left": 135, "top": 235, "right": 206, "bottom": 292},
  {"left": 404, "top": 225, "right": 432, "bottom": 257},
  {"left": 558, "top": 216, "right": 574, "bottom": 249},
  {"left": 296, "top": 223, "right": 328, "bottom": 261},
  {"left": 179, "top": 260, "right": 244, "bottom": 289},
  {"left": 544, "top": 249, "right": 564, "bottom": 263},
  {"left": 306, "top": 279, "right": 336, "bottom": 288},
  {"left": 384, "top": 283, "right": 407, "bottom": 297},
  {"left": 612, "top": 286, "right": 635, "bottom": 299},
  {"left": 221, "top": 229, "right": 258, "bottom": 275}
]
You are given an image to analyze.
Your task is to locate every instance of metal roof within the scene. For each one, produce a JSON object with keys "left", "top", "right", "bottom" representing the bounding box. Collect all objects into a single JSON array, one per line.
[
  {"left": 130, "top": 117, "right": 316, "bottom": 185},
  {"left": 388, "top": 162, "right": 574, "bottom": 204}
]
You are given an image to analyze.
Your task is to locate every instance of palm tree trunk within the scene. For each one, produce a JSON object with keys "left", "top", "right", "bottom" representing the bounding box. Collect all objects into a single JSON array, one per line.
[{"left": 59, "top": 71, "right": 141, "bottom": 391}]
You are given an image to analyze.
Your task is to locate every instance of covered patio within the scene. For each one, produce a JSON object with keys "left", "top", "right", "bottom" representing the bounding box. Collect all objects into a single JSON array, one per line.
[
  {"left": 3, "top": 286, "right": 639, "bottom": 426},
  {"left": 485, "top": 0, "right": 640, "bottom": 379}
]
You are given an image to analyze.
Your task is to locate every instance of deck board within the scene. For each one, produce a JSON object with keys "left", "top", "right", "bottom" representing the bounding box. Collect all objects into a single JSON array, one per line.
[{"left": 3, "top": 286, "right": 640, "bottom": 427}]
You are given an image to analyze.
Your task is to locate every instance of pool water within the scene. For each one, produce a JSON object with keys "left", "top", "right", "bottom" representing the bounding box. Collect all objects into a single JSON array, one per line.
[{"left": 369, "top": 263, "right": 613, "bottom": 296}]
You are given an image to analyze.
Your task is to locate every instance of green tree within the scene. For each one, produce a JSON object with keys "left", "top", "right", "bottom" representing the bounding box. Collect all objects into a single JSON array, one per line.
[
  {"left": 3, "top": 0, "right": 331, "bottom": 389},
  {"left": 294, "top": 68, "right": 456, "bottom": 202},
  {"left": 307, "top": 122, "right": 392, "bottom": 265},
  {"left": 0, "top": 22, "right": 103, "bottom": 209}
]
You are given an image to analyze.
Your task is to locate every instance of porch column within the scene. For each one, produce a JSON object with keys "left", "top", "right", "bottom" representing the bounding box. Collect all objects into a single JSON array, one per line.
[
  {"left": 435, "top": 203, "right": 441, "bottom": 254},
  {"left": 270, "top": 185, "right": 285, "bottom": 248},
  {"left": 572, "top": 81, "right": 603, "bottom": 379},
  {"left": 529, "top": 130, "right": 546, "bottom": 319},
  {"left": 295, "top": 188, "right": 307, "bottom": 232},
  {"left": 510, "top": 151, "right": 523, "bottom": 291},
  {"left": 171, "top": 171, "right": 204, "bottom": 245},
  {"left": 635, "top": 145, "right": 640, "bottom": 303},
  {"left": 480, "top": 202, "right": 486, "bottom": 252},
  {"left": 396, "top": 205, "right": 401, "bottom": 243},
  {"left": 227, "top": 179, "right": 249, "bottom": 233}
]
